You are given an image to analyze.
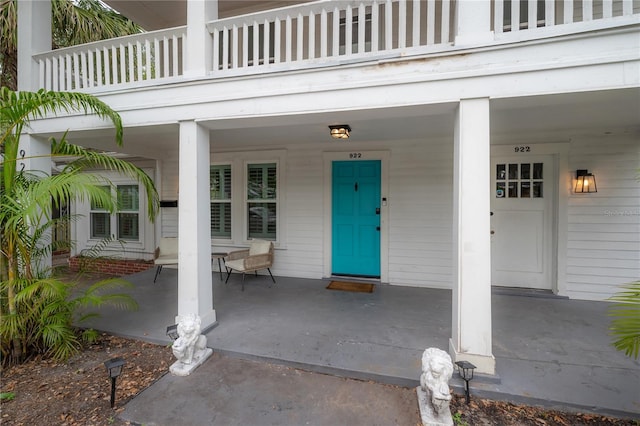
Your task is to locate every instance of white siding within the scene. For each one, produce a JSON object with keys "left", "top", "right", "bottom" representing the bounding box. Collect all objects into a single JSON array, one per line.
[
  {"left": 275, "top": 146, "right": 325, "bottom": 278},
  {"left": 566, "top": 134, "right": 640, "bottom": 300},
  {"left": 159, "top": 153, "right": 180, "bottom": 237},
  {"left": 388, "top": 138, "right": 453, "bottom": 288}
]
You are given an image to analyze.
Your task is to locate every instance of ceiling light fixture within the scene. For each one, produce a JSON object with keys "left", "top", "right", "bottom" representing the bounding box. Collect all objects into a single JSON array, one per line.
[{"left": 328, "top": 125, "right": 351, "bottom": 139}]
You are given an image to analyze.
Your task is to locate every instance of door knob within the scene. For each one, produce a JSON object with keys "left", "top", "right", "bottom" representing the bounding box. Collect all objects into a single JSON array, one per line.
[{"left": 490, "top": 230, "right": 495, "bottom": 235}]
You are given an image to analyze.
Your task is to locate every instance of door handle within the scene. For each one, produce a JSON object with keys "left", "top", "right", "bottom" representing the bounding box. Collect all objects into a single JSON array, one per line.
[{"left": 376, "top": 226, "right": 380, "bottom": 231}]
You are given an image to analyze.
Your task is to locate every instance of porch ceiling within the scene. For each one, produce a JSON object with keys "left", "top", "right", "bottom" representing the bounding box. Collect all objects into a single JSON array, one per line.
[
  {"left": 104, "top": 0, "right": 314, "bottom": 30},
  {"left": 59, "top": 88, "right": 638, "bottom": 158}
]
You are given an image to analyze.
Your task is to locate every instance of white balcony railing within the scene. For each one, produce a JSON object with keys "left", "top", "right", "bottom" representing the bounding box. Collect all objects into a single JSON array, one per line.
[
  {"left": 207, "top": 0, "right": 453, "bottom": 74},
  {"left": 33, "top": 0, "right": 638, "bottom": 92},
  {"left": 495, "top": 0, "right": 637, "bottom": 33},
  {"left": 35, "top": 26, "right": 186, "bottom": 91}
]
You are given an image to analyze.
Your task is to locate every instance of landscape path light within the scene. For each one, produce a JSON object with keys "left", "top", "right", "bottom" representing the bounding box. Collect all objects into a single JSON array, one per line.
[
  {"left": 455, "top": 360, "right": 476, "bottom": 404},
  {"left": 104, "top": 357, "right": 125, "bottom": 408},
  {"left": 166, "top": 324, "right": 179, "bottom": 340}
]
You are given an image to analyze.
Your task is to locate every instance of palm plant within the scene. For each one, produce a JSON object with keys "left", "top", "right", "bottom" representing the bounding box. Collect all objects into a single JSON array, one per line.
[
  {"left": 609, "top": 280, "right": 640, "bottom": 360},
  {"left": 0, "top": 0, "right": 141, "bottom": 90},
  {"left": 1, "top": 87, "right": 158, "bottom": 363}
]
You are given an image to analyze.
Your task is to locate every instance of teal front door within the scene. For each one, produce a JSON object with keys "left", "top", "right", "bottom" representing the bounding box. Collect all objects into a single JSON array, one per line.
[{"left": 332, "top": 160, "right": 381, "bottom": 277}]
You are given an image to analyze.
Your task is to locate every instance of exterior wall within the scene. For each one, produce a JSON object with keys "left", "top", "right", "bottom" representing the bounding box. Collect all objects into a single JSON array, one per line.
[
  {"left": 566, "top": 132, "right": 640, "bottom": 300},
  {"left": 388, "top": 137, "right": 453, "bottom": 288},
  {"left": 159, "top": 151, "right": 180, "bottom": 238},
  {"left": 156, "top": 137, "right": 456, "bottom": 287},
  {"left": 152, "top": 132, "right": 639, "bottom": 301}
]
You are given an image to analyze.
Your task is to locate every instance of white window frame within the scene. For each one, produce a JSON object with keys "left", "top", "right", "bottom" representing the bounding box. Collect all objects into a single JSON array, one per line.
[
  {"left": 210, "top": 164, "right": 232, "bottom": 238},
  {"left": 210, "top": 150, "right": 286, "bottom": 247},
  {"left": 245, "top": 161, "right": 278, "bottom": 241},
  {"left": 88, "top": 183, "right": 143, "bottom": 243}
]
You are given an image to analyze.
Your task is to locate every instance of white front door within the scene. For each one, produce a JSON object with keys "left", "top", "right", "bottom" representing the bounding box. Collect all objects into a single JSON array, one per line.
[{"left": 490, "top": 155, "right": 554, "bottom": 290}]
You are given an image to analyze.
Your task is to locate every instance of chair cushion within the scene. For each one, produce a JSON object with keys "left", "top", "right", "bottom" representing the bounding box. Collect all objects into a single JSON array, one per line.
[
  {"left": 225, "top": 258, "right": 246, "bottom": 272},
  {"left": 249, "top": 240, "right": 271, "bottom": 256}
]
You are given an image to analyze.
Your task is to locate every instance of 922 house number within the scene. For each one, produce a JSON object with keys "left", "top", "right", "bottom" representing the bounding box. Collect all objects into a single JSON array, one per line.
[
  {"left": 514, "top": 146, "right": 531, "bottom": 153},
  {"left": 349, "top": 153, "right": 362, "bottom": 159}
]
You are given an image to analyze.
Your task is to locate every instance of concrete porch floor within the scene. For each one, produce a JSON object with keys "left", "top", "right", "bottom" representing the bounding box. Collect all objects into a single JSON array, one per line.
[{"left": 82, "top": 267, "right": 640, "bottom": 419}]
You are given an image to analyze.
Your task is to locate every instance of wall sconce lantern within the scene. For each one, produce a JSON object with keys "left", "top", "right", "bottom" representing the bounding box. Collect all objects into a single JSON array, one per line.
[
  {"left": 104, "top": 357, "right": 126, "bottom": 408},
  {"left": 455, "top": 360, "right": 476, "bottom": 404},
  {"left": 575, "top": 169, "right": 597, "bottom": 193},
  {"left": 166, "top": 324, "right": 179, "bottom": 340},
  {"left": 328, "top": 125, "right": 351, "bottom": 139}
]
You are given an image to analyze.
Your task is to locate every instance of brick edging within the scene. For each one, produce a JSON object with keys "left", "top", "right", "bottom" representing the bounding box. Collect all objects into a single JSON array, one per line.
[{"left": 68, "top": 256, "right": 154, "bottom": 275}]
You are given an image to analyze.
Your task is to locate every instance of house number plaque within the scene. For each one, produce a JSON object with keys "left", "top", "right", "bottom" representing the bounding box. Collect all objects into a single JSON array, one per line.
[
  {"left": 349, "top": 152, "right": 363, "bottom": 159},
  {"left": 514, "top": 146, "right": 531, "bottom": 153},
  {"left": 19, "top": 149, "right": 26, "bottom": 171}
]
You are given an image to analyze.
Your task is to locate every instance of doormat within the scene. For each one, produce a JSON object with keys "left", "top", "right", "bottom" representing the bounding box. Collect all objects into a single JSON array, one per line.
[{"left": 326, "top": 281, "right": 375, "bottom": 293}]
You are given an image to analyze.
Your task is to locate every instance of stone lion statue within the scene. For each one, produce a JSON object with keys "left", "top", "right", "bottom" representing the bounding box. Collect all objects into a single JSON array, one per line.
[
  {"left": 171, "top": 313, "right": 208, "bottom": 365},
  {"left": 417, "top": 347, "right": 454, "bottom": 426}
]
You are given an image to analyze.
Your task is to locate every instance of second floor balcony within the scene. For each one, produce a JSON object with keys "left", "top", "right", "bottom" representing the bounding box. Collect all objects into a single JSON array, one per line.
[{"left": 32, "top": 0, "right": 640, "bottom": 94}]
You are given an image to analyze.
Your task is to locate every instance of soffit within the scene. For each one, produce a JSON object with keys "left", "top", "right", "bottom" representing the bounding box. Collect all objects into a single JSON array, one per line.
[
  {"left": 104, "top": 0, "right": 313, "bottom": 31},
  {"left": 56, "top": 88, "right": 638, "bottom": 158}
]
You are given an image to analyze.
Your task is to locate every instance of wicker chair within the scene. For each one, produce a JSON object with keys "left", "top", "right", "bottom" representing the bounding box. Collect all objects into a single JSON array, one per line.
[
  {"left": 153, "top": 237, "right": 178, "bottom": 283},
  {"left": 224, "top": 240, "right": 275, "bottom": 291}
]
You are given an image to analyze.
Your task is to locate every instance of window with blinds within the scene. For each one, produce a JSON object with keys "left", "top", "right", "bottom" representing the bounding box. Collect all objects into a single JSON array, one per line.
[
  {"left": 117, "top": 185, "right": 140, "bottom": 240},
  {"left": 210, "top": 165, "right": 232, "bottom": 238},
  {"left": 90, "top": 184, "right": 140, "bottom": 240},
  {"left": 247, "top": 163, "right": 277, "bottom": 240},
  {"left": 90, "top": 185, "right": 111, "bottom": 239}
]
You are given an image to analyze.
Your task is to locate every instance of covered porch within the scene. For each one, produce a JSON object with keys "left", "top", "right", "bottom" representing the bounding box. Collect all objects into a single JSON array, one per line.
[{"left": 82, "top": 268, "right": 640, "bottom": 417}]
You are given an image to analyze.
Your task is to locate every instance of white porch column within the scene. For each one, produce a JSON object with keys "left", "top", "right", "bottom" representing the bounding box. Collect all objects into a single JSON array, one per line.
[
  {"left": 178, "top": 120, "right": 216, "bottom": 330},
  {"left": 455, "top": 0, "right": 493, "bottom": 46},
  {"left": 17, "top": 0, "right": 51, "bottom": 91},
  {"left": 449, "top": 98, "right": 495, "bottom": 375},
  {"left": 185, "top": 0, "right": 218, "bottom": 77}
]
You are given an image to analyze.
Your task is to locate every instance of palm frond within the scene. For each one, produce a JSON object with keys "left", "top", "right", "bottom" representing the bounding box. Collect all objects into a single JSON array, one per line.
[
  {"left": 608, "top": 280, "right": 640, "bottom": 360},
  {"left": 0, "top": 88, "right": 123, "bottom": 150}
]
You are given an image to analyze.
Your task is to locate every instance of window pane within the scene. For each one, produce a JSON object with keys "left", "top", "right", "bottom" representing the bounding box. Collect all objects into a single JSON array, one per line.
[
  {"left": 91, "top": 212, "right": 110, "bottom": 238},
  {"left": 533, "top": 163, "right": 543, "bottom": 179},
  {"left": 91, "top": 185, "right": 111, "bottom": 210},
  {"left": 533, "top": 182, "right": 543, "bottom": 198},
  {"left": 118, "top": 185, "right": 139, "bottom": 211},
  {"left": 248, "top": 163, "right": 276, "bottom": 200},
  {"left": 520, "top": 163, "right": 530, "bottom": 180},
  {"left": 210, "top": 165, "right": 231, "bottom": 200},
  {"left": 520, "top": 182, "right": 531, "bottom": 198},
  {"left": 248, "top": 203, "right": 276, "bottom": 239},
  {"left": 211, "top": 203, "right": 231, "bottom": 238},
  {"left": 496, "top": 164, "right": 506, "bottom": 180},
  {"left": 496, "top": 182, "right": 505, "bottom": 198},
  {"left": 508, "top": 182, "right": 517, "bottom": 198},
  {"left": 118, "top": 213, "right": 139, "bottom": 240},
  {"left": 508, "top": 163, "right": 518, "bottom": 179}
]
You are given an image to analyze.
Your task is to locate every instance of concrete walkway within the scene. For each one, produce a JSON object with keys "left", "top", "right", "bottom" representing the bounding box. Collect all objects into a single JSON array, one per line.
[
  {"left": 119, "top": 352, "right": 420, "bottom": 426},
  {"left": 82, "top": 268, "right": 640, "bottom": 422}
]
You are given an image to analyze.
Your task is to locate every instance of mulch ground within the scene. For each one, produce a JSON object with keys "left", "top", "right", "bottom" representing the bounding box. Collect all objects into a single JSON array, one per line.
[
  {"left": 2, "top": 334, "right": 636, "bottom": 426},
  {"left": 1, "top": 334, "right": 173, "bottom": 426}
]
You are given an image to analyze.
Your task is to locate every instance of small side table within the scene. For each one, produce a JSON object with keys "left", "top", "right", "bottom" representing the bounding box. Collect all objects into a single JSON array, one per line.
[{"left": 211, "top": 252, "right": 228, "bottom": 280}]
